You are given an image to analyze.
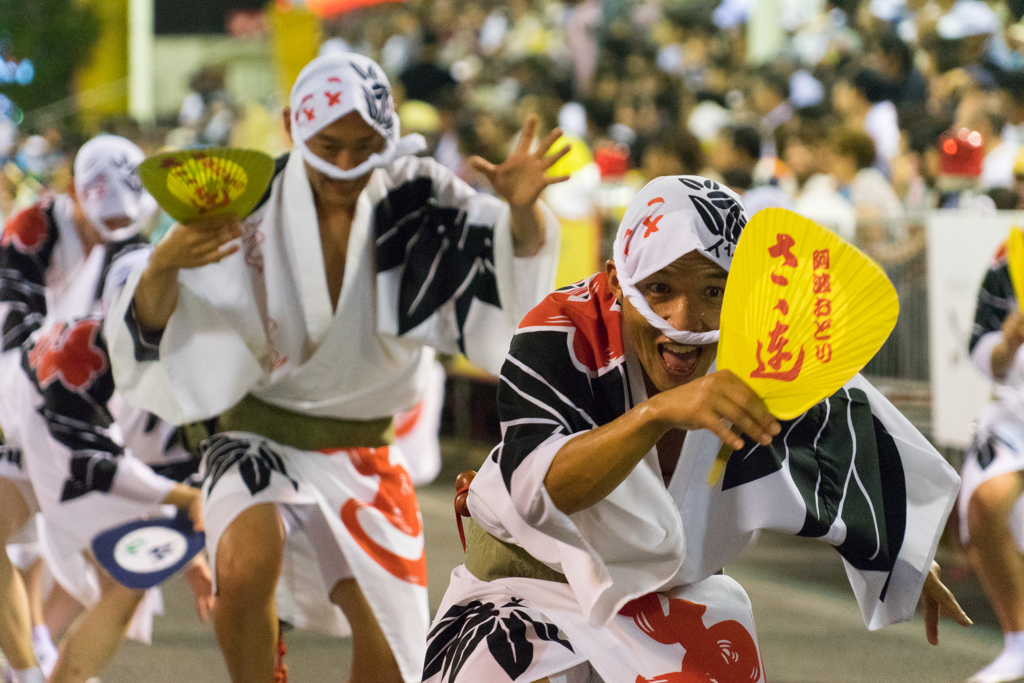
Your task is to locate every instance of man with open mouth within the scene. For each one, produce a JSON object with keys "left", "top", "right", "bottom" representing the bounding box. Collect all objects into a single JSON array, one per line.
[{"left": 425, "top": 175, "right": 969, "bottom": 683}]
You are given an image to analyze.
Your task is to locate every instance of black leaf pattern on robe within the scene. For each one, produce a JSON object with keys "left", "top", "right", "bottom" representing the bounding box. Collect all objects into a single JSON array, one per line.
[
  {"left": 423, "top": 598, "right": 573, "bottom": 682},
  {"left": 722, "top": 387, "right": 908, "bottom": 583},
  {"left": 203, "top": 435, "right": 299, "bottom": 497},
  {"left": 487, "top": 613, "right": 534, "bottom": 680},
  {"left": 968, "top": 431, "right": 1011, "bottom": 470},
  {"left": 423, "top": 600, "right": 501, "bottom": 682},
  {"left": 0, "top": 444, "right": 21, "bottom": 469},
  {"left": 374, "top": 178, "right": 502, "bottom": 353}
]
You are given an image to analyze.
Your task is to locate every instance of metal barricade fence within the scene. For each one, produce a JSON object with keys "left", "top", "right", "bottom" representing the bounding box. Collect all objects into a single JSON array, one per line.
[
  {"left": 855, "top": 213, "right": 935, "bottom": 440},
  {"left": 859, "top": 214, "right": 931, "bottom": 382}
]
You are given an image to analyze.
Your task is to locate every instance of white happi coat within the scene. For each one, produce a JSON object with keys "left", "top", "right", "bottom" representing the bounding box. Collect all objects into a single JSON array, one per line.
[
  {"left": 426, "top": 273, "right": 960, "bottom": 683},
  {"left": 0, "top": 196, "right": 148, "bottom": 529},
  {"left": 105, "top": 152, "right": 559, "bottom": 682},
  {"left": 107, "top": 153, "right": 557, "bottom": 424}
]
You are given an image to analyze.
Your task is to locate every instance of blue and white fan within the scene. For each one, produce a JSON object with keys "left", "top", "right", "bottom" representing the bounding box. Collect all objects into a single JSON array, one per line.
[{"left": 91, "top": 512, "right": 205, "bottom": 590}]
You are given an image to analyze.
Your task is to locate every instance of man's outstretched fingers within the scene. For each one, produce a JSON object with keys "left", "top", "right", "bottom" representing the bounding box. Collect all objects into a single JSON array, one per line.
[
  {"left": 516, "top": 114, "right": 539, "bottom": 152},
  {"left": 718, "top": 371, "right": 780, "bottom": 437},
  {"left": 199, "top": 244, "right": 240, "bottom": 266},
  {"left": 468, "top": 155, "right": 497, "bottom": 177},
  {"left": 701, "top": 408, "right": 746, "bottom": 450},
  {"left": 543, "top": 145, "right": 572, "bottom": 169},
  {"left": 536, "top": 126, "right": 565, "bottom": 155}
]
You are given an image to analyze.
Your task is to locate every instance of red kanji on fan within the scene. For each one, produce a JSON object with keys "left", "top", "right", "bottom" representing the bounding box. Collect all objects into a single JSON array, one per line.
[
  {"left": 813, "top": 273, "right": 832, "bottom": 294},
  {"left": 813, "top": 248, "right": 830, "bottom": 270},
  {"left": 814, "top": 298, "right": 831, "bottom": 318},
  {"left": 768, "top": 233, "right": 798, "bottom": 267},
  {"left": 768, "top": 233, "right": 797, "bottom": 286},
  {"left": 751, "top": 321, "right": 806, "bottom": 381}
]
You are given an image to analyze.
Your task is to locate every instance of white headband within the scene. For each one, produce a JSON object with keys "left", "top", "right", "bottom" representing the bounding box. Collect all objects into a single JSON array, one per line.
[
  {"left": 73, "top": 135, "right": 155, "bottom": 241},
  {"left": 612, "top": 175, "right": 748, "bottom": 345},
  {"left": 289, "top": 53, "right": 426, "bottom": 180}
]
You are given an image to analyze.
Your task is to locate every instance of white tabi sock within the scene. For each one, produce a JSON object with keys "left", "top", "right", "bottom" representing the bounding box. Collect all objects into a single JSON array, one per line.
[
  {"left": 969, "top": 631, "right": 1024, "bottom": 683},
  {"left": 10, "top": 667, "right": 44, "bottom": 683},
  {"left": 31, "top": 625, "right": 58, "bottom": 677}
]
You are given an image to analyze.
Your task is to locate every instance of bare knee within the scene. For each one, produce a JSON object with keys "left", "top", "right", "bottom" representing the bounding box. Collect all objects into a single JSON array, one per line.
[
  {"left": 968, "top": 473, "right": 1024, "bottom": 539},
  {"left": 215, "top": 503, "right": 285, "bottom": 600}
]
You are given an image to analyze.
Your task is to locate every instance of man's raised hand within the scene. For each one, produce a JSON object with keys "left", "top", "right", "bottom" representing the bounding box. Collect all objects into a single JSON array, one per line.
[{"left": 468, "top": 114, "right": 572, "bottom": 210}]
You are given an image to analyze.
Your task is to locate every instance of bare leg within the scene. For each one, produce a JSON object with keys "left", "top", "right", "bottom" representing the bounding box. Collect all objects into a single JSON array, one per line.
[
  {"left": 967, "top": 471, "right": 1024, "bottom": 632},
  {"left": 966, "top": 471, "right": 1024, "bottom": 683},
  {"left": 48, "top": 567, "right": 144, "bottom": 683},
  {"left": 329, "top": 578, "right": 403, "bottom": 683},
  {"left": 18, "top": 559, "right": 58, "bottom": 676},
  {"left": 43, "top": 583, "right": 83, "bottom": 641},
  {"left": 213, "top": 503, "right": 285, "bottom": 683},
  {"left": 0, "top": 478, "right": 36, "bottom": 669},
  {"left": 20, "top": 560, "right": 43, "bottom": 627}
]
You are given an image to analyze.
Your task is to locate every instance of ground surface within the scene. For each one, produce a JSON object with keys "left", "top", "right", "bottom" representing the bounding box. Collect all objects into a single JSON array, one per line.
[
  {"left": 6, "top": 436, "right": 1004, "bottom": 683},
  {"left": 99, "top": 478, "right": 1001, "bottom": 683}
]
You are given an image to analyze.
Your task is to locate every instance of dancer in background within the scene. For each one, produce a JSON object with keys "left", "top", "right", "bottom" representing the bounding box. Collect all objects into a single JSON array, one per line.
[
  {"left": 0, "top": 135, "right": 153, "bottom": 683},
  {"left": 960, "top": 243, "right": 1024, "bottom": 683}
]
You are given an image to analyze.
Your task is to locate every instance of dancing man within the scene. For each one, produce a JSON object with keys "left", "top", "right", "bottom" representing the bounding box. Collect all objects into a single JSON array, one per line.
[
  {"left": 106, "top": 52, "right": 566, "bottom": 683},
  {"left": 426, "top": 176, "right": 970, "bottom": 682}
]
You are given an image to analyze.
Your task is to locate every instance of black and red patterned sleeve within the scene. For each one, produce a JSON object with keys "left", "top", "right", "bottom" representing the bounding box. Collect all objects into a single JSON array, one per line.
[
  {"left": 492, "top": 274, "right": 632, "bottom": 493},
  {"left": 0, "top": 203, "right": 58, "bottom": 351},
  {"left": 20, "top": 317, "right": 175, "bottom": 505}
]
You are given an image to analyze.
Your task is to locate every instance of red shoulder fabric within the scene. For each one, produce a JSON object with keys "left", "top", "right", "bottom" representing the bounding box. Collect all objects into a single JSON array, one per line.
[
  {"left": 518, "top": 272, "right": 625, "bottom": 374},
  {"left": 993, "top": 241, "right": 1009, "bottom": 267},
  {"left": 1, "top": 204, "right": 50, "bottom": 255}
]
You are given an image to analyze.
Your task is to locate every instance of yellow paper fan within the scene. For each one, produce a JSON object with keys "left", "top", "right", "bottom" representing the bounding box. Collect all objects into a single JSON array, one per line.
[
  {"left": 138, "top": 147, "right": 275, "bottom": 224},
  {"left": 708, "top": 208, "right": 898, "bottom": 484},
  {"left": 1007, "top": 226, "right": 1024, "bottom": 304}
]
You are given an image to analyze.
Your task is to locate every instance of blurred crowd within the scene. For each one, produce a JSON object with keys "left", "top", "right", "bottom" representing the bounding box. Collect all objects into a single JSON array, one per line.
[{"left": 7, "top": 0, "right": 1024, "bottom": 268}]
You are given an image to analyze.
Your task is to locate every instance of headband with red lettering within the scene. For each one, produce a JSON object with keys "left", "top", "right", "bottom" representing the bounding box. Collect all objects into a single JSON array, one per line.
[
  {"left": 612, "top": 175, "right": 748, "bottom": 345},
  {"left": 289, "top": 53, "right": 425, "bottom": 180}
]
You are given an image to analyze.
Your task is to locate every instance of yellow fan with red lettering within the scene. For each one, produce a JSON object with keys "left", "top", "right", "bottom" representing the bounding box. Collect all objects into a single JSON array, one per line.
[
  {"left": 708, "top": 208, "right": 899, "bottom": 485},
  {"left": 1007, "top": 226, "right": 1024, "bottom": 304},
  {"left": 138, "top": 147, "right": 275, "bottom": 224}
]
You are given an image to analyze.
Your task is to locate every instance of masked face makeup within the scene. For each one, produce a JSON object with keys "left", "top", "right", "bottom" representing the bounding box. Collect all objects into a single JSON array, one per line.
[
  {"left": 73, "top": 135, "right": 156, "bottom": 241},
  {"left": 612, "top": 175, "right": 748, "bottom": 346},
  {"left": 289, "top": 53, "right": 427, "bottom": 181}
]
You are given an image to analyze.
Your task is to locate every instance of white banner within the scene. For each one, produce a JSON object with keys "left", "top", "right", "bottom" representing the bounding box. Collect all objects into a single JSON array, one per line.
[{"left": 927, "top": 210, "right": 1024, "bottom": 448}]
